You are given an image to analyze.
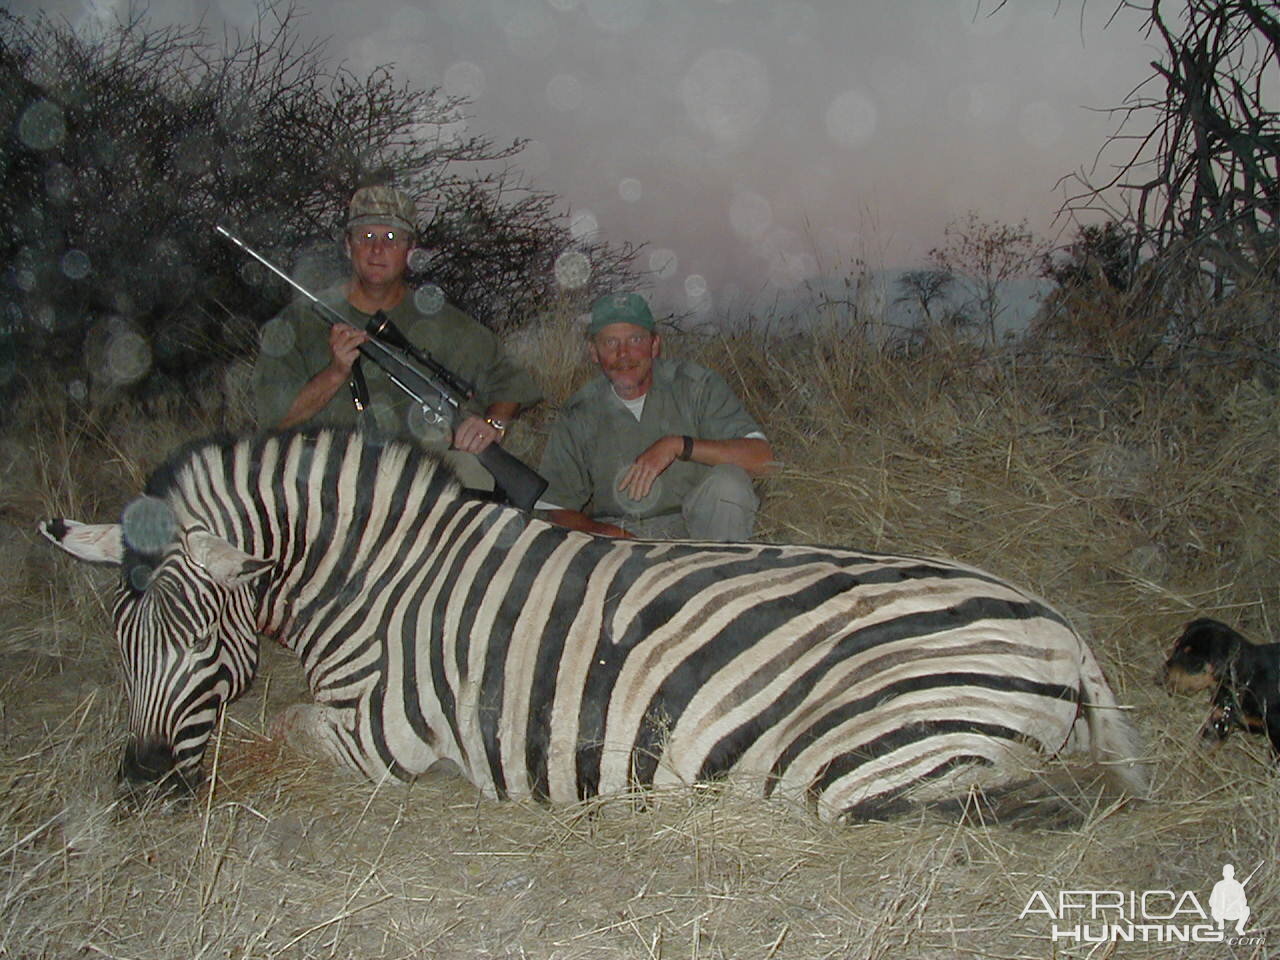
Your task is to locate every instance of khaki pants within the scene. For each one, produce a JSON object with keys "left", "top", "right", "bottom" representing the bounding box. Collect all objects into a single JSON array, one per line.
[{"left": 601, "top": 464, "right": 759, "bottom": 541}]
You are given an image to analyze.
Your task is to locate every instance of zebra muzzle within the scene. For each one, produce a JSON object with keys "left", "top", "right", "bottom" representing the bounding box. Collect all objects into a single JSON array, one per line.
[{"left": 119, "top": 741, "right": 201, "bottom": 796}]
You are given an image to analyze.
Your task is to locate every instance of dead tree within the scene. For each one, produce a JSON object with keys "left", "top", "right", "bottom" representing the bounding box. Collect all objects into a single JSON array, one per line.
[
  {"left": 1064, "top": 1, "right": 1278, "bottom": 288},
  {"left": 894, "top": 269, "right": 954, "bottom": 327}
]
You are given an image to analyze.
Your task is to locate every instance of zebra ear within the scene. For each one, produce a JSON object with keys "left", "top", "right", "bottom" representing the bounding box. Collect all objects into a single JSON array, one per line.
[
  {"left": 39, "top": 519, "right": 125, "bottom": 566},
  {"left": 185, "top": 531, "right": 273, "bottom": 586}
]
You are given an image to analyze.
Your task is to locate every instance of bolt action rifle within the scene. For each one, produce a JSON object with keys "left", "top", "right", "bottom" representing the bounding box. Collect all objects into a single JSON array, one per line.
[{"left": 216, "top": 225, "right": 548, "bottom": 511}]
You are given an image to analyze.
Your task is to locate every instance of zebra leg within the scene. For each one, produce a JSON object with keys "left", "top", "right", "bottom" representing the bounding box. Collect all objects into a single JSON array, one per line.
[{"left": 271, "top": 704, "right": 359, "bottom": 773}]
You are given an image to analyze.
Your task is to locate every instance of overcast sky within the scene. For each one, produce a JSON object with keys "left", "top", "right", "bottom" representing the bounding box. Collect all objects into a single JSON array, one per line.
[{"left": 23, "top": 0, "right": 1158, "bottom": 319}]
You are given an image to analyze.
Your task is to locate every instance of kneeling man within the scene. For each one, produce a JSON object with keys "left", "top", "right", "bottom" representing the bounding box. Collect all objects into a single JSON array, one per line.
[{"left": 539, "top": 293, "right": 774, "bottom": 540}]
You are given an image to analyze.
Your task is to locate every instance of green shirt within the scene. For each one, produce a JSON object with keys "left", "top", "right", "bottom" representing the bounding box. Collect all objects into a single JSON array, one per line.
[
  {"left": 252, "top": 284, "right": 541, "bottom": 445},
  {"left": 538, "top": 358, "right": 764, "bottom": 519}
]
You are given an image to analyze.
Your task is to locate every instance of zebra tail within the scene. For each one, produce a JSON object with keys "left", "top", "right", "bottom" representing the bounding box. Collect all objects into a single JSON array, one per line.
[{"left": 1075, "top": 641, "right": 1150, "bottom": 797}]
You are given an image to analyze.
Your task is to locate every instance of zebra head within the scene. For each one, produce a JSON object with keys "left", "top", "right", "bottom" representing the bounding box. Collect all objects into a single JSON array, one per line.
[{"left": 40, "top": 510, "right": 273, "bottom": 794}]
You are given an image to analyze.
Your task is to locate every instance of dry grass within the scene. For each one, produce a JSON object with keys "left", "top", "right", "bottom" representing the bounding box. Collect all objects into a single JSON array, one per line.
[{"left": 1, "top": 298, "right": 1276, "bottom": 958}]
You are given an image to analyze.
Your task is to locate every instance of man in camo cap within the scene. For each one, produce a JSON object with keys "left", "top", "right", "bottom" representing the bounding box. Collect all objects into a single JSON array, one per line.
[
  {"left": 345, "top": 184, "right": 417, "bottom": 234},
  {"left": 253, "top": 185, "right": 541, "bottom": 489}
]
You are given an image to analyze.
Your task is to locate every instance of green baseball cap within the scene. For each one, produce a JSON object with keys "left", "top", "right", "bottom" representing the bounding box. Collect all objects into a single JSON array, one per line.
[
  {"left": 348, "top": 185, "right": 416, "bottom": 234},
  {"left": 588, "top": 293, "right": 655, "bottom": 336}
]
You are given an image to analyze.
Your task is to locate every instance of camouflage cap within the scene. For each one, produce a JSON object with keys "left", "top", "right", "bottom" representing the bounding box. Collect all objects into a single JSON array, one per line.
[
  {"left": 347, "top": 185, "right": 416, "bottom": 234},
  {"left": 587, "top": 293, "right": 655, "bottom": 336}
]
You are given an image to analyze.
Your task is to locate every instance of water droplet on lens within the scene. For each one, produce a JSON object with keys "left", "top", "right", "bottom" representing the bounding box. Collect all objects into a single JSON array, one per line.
[
  {"left": 61, "top": 250, "right": 91, "bottom": 280},
  {"left": 569, "top": 210, "right": 598, "bottom": 240},
  {"left": 444, "top": 61, "right": 485, "bottom": 99},
  {"left": 546, "top": 74, "right": 583, "bottom": 112},
  {"left": 259, "top": 316, "right": 296, "bottom": 358},
  {"left": 406, "top": 401, "right": 449, "bottom": 444},
  {"left": 585, "top": 0, "right": 648, "bottom": 34},
  {"left": 46, "top": 164, "right": 74, "bottom": 201},
  {"left": 238, "top": 261, "right": 266, "bottom": 286},
  {"left": 18, "top": 100, "right": 66, "bottom": 151},
  {"left": 682, "top": 49, "right": 770, "bottom": 145},
  {"left": 729, "top": 192, "right": 771, "bottom": 241},
  {"left": 648, "top": 249, "right": 678, "bottom": 279},
  {"left": 122, "top": 496, "right": 177, "bottom": 554},
  {"left": 105, "top": 329, "right": 152, "bottom": 386},
  {"left": 407, "top": 248, "right": 432, "bottom": 273},
  {"left": 825, "top": 89, "right": 878, "bottom": 149},
  {"left": 614, "top": 463, "right": 662, "bottom": 515},
  {"left": 554, "top": 251, "right": 591, "bottom": 290},
  {"left": 128, "top": 563, "right": 152, "bottom": 592},
  {"left": 414, "top": 284, "right": 445, "bottom": 315},
  {"left": 1019, "top": 100, "right": 1063, "bottom": 149}
]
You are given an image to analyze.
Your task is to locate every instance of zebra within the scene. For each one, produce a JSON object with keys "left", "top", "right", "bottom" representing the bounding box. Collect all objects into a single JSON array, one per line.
[{"left": 41, "top": 429, "right": 1146, "bottom": 820}]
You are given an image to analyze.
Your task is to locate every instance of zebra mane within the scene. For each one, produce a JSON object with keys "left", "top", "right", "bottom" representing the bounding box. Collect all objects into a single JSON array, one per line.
[
  {"left": 139, "top": 428, "right": 467, "bottom": 556},
  {"left": 143, "top": 429, "right": 244, "bottom": 499}
]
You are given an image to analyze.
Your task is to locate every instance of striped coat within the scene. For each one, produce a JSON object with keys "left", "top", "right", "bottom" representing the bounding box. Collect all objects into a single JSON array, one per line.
[{"left": 43, "top": 430, "right": 1145, "bottom": 819}]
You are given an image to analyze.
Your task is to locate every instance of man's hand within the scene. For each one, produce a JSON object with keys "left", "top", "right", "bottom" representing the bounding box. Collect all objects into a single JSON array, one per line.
[
  {"left": 618, "top": 435, "right": 684, "bottom": 501},
  {"left": 327, "top": 323, "right": 369, "bottom": 374},
  {"left": 277, "top": 323, "right": 370, "bottom": 429},
  {"left": 452, "top": 414, "right": 504, "bottom": 454}
]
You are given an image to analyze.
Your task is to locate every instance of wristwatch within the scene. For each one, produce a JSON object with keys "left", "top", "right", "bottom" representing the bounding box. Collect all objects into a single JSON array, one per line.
[{"left": 484, "top": 417, "right": 508, "bottom": 438}]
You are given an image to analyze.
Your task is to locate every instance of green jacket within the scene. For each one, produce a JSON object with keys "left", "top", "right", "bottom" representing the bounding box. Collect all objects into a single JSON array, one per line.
[
  {"left": 252, "top": 284, "right": 541, "bottom": 445},
  {"left": 539, "top": 358, "right": 764, "bottom": 519}
]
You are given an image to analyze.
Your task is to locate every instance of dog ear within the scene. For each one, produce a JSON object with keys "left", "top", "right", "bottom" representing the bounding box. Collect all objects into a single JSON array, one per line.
[{"left": 1179, "top": 619, "right": 1244, "bottom": 658}]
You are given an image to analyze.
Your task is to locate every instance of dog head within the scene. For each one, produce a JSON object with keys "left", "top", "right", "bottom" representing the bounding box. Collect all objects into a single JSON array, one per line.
[{"left": 1161, "top": 618, "right": 1245, "bottom": 694}]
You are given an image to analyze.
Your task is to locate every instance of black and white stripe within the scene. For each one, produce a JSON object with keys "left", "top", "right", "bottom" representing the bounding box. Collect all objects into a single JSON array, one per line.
[{"left": 45, "top": 429, "right": 1146, "bottom": 817}]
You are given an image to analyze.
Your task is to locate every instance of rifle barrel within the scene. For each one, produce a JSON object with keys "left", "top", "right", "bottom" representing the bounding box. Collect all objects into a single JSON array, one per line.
[{"left": 215, "top": 225, "right": 347, "bottom": 327}]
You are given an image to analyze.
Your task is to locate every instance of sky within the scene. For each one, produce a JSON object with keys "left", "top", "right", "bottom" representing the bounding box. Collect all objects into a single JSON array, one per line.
[{"left": 21, "top": 0, "right": 1159, "bottom": 322}]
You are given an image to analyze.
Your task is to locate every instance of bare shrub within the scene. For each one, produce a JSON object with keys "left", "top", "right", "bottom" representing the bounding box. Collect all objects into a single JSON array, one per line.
[{"left": 1, "top": 5, "right": 636, "bottom": 415}]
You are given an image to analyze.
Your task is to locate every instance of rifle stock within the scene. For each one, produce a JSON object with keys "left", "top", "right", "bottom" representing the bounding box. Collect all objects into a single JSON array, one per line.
[{"left": 477, "top": 442, "right": 548, "bottom": 511}]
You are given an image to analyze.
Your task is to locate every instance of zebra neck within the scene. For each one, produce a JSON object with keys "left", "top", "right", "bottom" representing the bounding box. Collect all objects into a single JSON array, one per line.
[{"left": 268, "top": 495, "right": 535, "bottom": 685}]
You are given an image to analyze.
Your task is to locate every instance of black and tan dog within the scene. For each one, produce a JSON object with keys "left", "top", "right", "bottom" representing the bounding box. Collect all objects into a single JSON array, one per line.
[{"left": 1162, "top": 618, "right": 1280, "bottom": 759}]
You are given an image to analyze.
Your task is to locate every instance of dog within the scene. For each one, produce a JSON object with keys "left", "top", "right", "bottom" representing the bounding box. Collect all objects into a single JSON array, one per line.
[{"left": 1162, "top": 618, "right": 1280, "bottom": 759}]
